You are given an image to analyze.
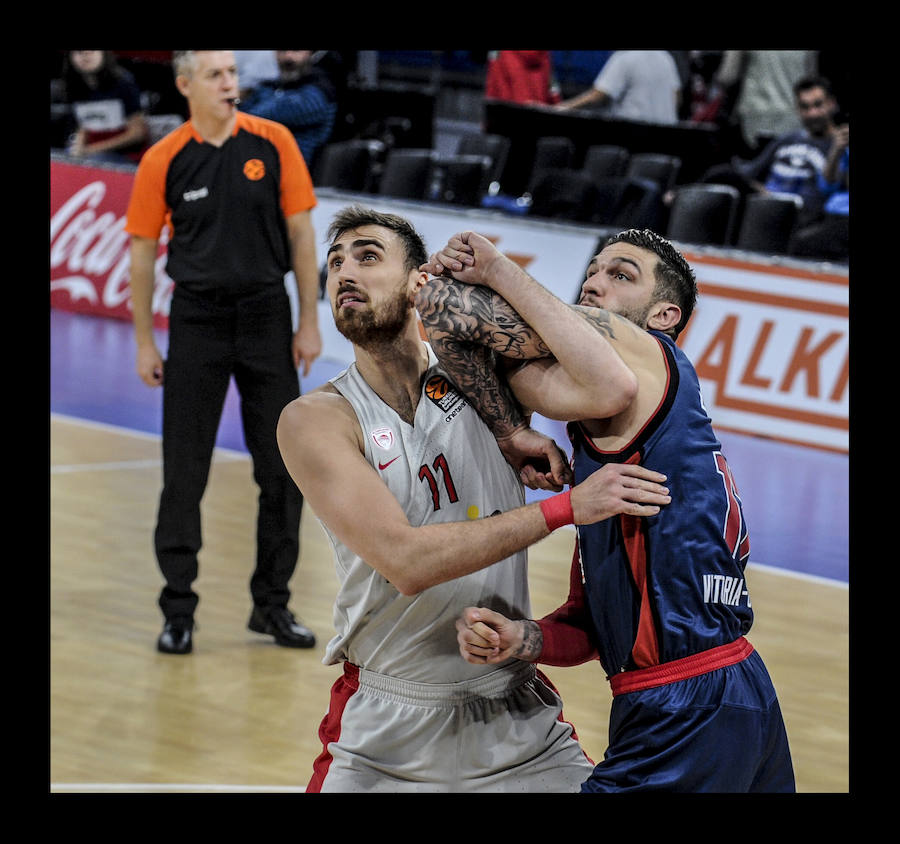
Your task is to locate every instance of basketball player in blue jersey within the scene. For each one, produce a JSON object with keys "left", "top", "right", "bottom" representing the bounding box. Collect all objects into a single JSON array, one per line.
[
  {"left": 418, "top": 228, "right": 795, "bottom": 793},
  {"left": 276, "top": 206, "right": 672, "bottom": 792}
]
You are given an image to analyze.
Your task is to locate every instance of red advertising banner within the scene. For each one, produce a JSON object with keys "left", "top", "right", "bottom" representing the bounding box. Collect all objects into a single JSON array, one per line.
[{"left": 49, "top": 159, "right": 173, "bottom": 328}]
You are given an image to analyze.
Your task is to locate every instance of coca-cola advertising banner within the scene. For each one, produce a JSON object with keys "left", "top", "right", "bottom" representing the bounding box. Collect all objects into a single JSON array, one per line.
[{"left": 50, "top": 159, "right": 173, "bottom": 328}]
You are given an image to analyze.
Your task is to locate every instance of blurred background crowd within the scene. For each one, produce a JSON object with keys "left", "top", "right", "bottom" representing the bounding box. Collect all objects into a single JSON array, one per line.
[{"left": 50, "top": 50, "right": 849, "bottom": 264}]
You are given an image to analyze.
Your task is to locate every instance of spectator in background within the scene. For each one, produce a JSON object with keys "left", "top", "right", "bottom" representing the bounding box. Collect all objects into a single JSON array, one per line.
[
  {"left": 555, "top": 50, "right": 682, "bottom": 125},
  {"left": 57, "top": 50, "right": 149, "bottom": 164},
  {"left": 686, "top": 51, "right": 727, "bottom": 125},
  {"left": 716, "top": 50, "right": 818, "bottom": 154},
  {"left": 233, "top": 50, "right": 280, "bottom": 101},
  {"left": 241, "top": 50, "right": 340, "bottom": 173},
  {"left": 788, "top": 121, "right": 849, "bottom": 262},
  {"left": 700, "top": 76, "right": 843, "bottom": 228},
  {"left": 484, "top": 51, "right": 561, "bottom": 106}
]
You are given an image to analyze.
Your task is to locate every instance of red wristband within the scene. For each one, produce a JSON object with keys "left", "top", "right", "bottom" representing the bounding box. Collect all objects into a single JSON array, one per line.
[{"left": 539, "top": 490, "right": 574, "bottom": 532}]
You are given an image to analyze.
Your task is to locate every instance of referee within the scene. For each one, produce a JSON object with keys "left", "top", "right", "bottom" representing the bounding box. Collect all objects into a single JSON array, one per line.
[{"left": 126, "top": 50, "right": 322, "bottom": 655}]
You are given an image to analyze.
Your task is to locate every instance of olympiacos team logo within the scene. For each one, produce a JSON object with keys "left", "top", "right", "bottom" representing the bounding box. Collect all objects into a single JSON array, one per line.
[{"left": 370, "top": 426, "right": 395, "bottom": 450}]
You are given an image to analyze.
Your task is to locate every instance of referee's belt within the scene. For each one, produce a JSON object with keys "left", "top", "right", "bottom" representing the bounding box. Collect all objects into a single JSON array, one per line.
[{"left": 609, "top": 637, "right": 754, "bottom": 697}]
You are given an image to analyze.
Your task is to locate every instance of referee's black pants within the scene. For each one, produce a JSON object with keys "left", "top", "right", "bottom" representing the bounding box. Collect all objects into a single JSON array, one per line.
[{"left": 155, "top": 284, "right": 302, "bottom": 623}]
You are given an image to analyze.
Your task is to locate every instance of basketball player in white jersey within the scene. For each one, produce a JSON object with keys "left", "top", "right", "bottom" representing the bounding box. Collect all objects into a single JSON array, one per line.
[{"left": 276, "top": 205, "right": 671, "bottom": 792}]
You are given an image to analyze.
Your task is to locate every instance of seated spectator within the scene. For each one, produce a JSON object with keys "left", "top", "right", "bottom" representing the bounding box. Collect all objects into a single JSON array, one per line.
[
  {"left": 484, "top": 51, "right": 561, "bottom": 106},
  {"left": 715, "top": 50, "right": 818, "bottom": 154},
  {"left": 240, "top": 50, "right": 340, "bottom": 172},
  {"left": 700, "top": 76, "right": 843, "bottom": 228},
  {"left": 57, "top": 50, "right": 149, "bottom": 165},
  {"left": 555, "top": 50, "right": 682, "bottom": 126},
  {"left": 788, "top": 122, "right": 849, "bottom": 261}
]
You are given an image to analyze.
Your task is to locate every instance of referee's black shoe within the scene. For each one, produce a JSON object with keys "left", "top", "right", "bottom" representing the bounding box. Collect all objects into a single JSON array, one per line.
[
  {"left": 248, "top": 605, "right": 316, "bottom": 648},
  {"left": 157, "top": 619, "right": 193, "bottom": 654}
]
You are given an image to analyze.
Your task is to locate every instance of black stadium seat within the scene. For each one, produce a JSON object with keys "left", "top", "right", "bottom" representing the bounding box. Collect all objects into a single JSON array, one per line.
[
  {"left": 595, "top": 177, "right": 665, "bottom": 231},
  {"left": 735, "top": 192, "right": 803, "bottom": 255},
  {"left": 313, "top": 139, "right": 385, "bottom": 192},
  {"left": 456, "top": 132, "right": 511, "bottom": 189},
  {"left": 528, "top": 168, "right": 603, "bottom": 223},
  {"left": 436, "top": 154, "right": 492, "bottom": 206},
  {"left": 626, "top": 152, "right": 681, "bottom": 194},
  {"left": 376, "top": 148, "right": 438, "bottom": 200},
  {"left": 582, "top": 144, "right": 630, "bottom": 180},
  {"left": 666, "top": 183, "right": 741, "bottom": 246},
  {"left": 526, "top": 136, "right": 576, "bottom": 192}
]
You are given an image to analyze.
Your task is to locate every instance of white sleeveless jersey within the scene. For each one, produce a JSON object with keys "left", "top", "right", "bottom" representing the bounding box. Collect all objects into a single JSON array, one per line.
[{"left": 320, "top": 344, "right": 531, "bottom": 683}]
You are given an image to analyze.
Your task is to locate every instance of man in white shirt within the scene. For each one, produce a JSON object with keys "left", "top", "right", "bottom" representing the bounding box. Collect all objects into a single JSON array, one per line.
[{"left": 557, "top": 50, "right": 682, "bottom": 125}]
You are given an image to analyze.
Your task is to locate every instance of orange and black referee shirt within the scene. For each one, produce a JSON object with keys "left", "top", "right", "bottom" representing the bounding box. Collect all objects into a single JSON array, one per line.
[{"left": 125, "top": 112, "right": 317, "bottom": 296}]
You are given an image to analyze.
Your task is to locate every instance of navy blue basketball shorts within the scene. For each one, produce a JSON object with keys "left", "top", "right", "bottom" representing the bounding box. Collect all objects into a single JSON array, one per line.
[{"left": 582, "top": 638, "right": 795, "bottom": 793}]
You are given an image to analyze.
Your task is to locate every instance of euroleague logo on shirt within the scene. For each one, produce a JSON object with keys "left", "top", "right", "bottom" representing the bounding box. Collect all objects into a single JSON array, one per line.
[
  {"left": 424, "top": 375, "right": 467, "bottom": 421},
  {"left": 243, "top": 159, "right": 266, "bottom": 181}
]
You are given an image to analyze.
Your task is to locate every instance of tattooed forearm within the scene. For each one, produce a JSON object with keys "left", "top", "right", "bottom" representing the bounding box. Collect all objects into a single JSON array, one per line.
[
  {"left": 428, "top": 332, "right": 526, "bottom": 438},
  {"left": 514, "top": 620, "right": 543, "bottom": 661},
  {"left": 417, "top": 276, "right": 551, "bottom": 360},
  {"left": 417, "top": 276, "right": 545, "bottom": 437},
  {"left": 490, "top": 297, "right": 552, "bottom": 359},
  {"left": 415, "top": 277, "right": 625, "bottom": 437}
]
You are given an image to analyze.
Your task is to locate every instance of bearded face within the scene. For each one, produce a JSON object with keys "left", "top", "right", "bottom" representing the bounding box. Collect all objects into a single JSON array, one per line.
[
  {"left": 334, "top": 279, "right": 411, "bottom": 346},
  {"left": 276, "top": 50, "right": 313, "bottom": 82}
]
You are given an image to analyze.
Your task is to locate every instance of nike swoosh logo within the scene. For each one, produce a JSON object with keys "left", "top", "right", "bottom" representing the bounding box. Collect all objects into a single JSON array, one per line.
[{"left": 378, "top": 457, "right": 400, "bottom": 470}]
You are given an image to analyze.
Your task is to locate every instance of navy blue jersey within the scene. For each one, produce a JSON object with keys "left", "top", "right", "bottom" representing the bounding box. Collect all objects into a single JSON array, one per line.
[{"left": 568, "top": 330, "right": 753, "bottom": 678}]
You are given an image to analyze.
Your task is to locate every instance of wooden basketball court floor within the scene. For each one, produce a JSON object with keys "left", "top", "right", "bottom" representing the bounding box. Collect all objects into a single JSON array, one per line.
[{"left": 49, "top": 309, "right": 849, "bottom": 794}]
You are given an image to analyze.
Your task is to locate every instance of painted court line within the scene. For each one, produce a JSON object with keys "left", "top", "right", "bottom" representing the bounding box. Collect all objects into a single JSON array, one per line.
[
  {"left": 50, "top": 783, "right": 305, "bottom": 793},
  {"left": 746, "top": 561, "right": 848, "bottom": 590},
  {"left": 51, "top": 458, "right": 163, "bottom": 474},
  {"left": 50, "top": 412, "right": 250, "bottom": 468}
]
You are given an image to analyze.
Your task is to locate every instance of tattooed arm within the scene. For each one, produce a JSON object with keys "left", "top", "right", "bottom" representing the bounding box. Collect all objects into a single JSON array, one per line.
[
  {"left": 417, "top": 231, "right": 640, "bottom": 425},
  {"left": 415, "top": 276, "right": 545, "bottom": 439},
  {"left": 414, "top": 276, "right": 571, "bottom": 489}
]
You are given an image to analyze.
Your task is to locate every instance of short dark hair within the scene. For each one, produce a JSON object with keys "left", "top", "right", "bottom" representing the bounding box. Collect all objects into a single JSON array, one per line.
[
  {"left": 326, "top": 205, "right": 428, "bottom": 273},
  {"left": 603, "top": 228, "right": 697, "bottom": 339},
  {"left": 794, "top": 75, "right": 833, "bottom": 99}
]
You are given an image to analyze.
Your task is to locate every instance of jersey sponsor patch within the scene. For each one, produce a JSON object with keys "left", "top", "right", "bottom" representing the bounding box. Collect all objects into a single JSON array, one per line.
[
  {"left": 183, "top": 186, "right": 209, "bottom": 202},
  {"left": 702, "top": 573, "right": 751, "bottom": 608},
  {"left": 424, "top": 375, "right": 467, "bottom": 420}
]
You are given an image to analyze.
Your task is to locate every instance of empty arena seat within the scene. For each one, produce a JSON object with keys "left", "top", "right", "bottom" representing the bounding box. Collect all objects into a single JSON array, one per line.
[
  {"left": 313, "top": 139, "right": 385, "bottom": 192},
  {"left": 376, "top": 148, "right": 438, "bottom": 200},
  {"left": 666, "top": 183, "right": 741, "bottom": 246},
  {"left": 435, "top": 154, "right": 493, "bottom": 206},
  {"left": 626, "top": 152, "right": 682, "bottom": 193},
  {"left": 582, "top": 144, "right": 630, "bottom": 180},
  {"left": 735, "top": 192, "right": 803, "bottom": 255}
]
